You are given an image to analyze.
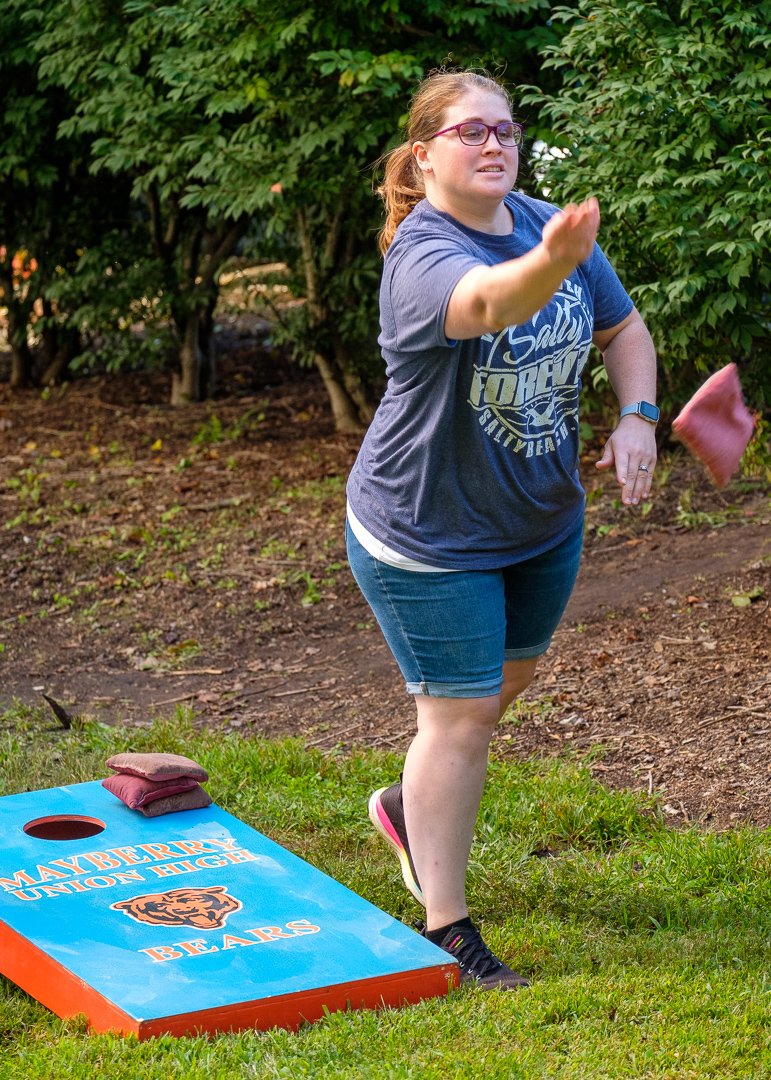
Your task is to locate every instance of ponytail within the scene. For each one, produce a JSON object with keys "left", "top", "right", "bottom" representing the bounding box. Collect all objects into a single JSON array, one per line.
[{"left": 376, "top": 143, "right": 425, "bottom": 255}]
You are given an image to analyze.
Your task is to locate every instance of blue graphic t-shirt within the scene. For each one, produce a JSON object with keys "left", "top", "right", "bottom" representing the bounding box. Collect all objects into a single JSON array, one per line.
[{"left": 346, "top": 191, "right": 633, "bottom": 569}]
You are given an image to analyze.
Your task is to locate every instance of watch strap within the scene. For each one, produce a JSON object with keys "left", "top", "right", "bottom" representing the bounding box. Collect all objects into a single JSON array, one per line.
[{"left": 619, "top": 401, "right": 659, "bottom": 423}]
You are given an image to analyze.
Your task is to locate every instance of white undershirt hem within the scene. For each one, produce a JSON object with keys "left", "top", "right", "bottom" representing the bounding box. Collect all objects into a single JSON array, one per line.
[{"left": 346, "top": 503, "right": 457, "bottom": 573}]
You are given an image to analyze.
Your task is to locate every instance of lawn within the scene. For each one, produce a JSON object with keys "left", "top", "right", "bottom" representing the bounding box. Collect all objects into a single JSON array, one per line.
[{"left": 1, "top": 706, "right": 770, "bottom": 1079}]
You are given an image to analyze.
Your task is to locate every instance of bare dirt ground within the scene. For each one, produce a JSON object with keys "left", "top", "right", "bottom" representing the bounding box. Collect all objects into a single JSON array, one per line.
[{"left": 1, "top": 322, "right": 769, "bottom": 828}]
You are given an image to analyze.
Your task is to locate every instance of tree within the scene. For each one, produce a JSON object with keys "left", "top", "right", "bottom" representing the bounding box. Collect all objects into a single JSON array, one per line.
[
  {"left": 17, "top": 0, "right": 770, "bottom": 422},
  {"left": 523, "top": 0, "right": 771, "bottom": 410},
  {"left": 174, "top": 0, "right": 563, "bottom": 428},
  {"left": 27, "top": 0, "right": 564, "bottom": 420},
  {"left": 1, "top": 3, "right": 81, "bottom": 388},
  {"left": 0, "top": 2, "right": 57, "bottom": 388},
  {"left": 1, "top": 0, "right": 152, "bottom": 389},
  {"left": 37, "top": 0, "right": 252, "bottom": 403}
]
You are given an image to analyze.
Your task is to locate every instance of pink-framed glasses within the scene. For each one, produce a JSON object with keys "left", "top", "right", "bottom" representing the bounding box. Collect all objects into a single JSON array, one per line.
[{"left": 429, "top": 121, "right": 525, "bottom": 147}]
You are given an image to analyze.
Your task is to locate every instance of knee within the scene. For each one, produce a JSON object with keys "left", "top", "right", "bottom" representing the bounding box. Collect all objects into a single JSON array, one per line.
[{"left": 417, "top": 695, "right": 501, "bottom": 745}]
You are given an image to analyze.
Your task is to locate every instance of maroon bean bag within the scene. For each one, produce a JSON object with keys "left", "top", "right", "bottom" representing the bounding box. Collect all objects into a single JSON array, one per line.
[{"left": 672, "top": 364, "right": 755, "bottom": 487}]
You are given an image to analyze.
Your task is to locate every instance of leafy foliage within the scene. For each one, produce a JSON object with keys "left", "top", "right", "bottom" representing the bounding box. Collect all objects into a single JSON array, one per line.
[
  {"left": 14, "top": 0, "right": 560, "bottom": 416},
  {"left": 149, "top": 0, "right": 561, "bottom": 423},
  {"left": 0, "top": 0, "right": 136, "bottom": 386},
  {"left": 15, "top": 0, "right": 769, "bottom": 422},
  {"left": 523, "top": 0, "right": 771, "bottom": 410}
]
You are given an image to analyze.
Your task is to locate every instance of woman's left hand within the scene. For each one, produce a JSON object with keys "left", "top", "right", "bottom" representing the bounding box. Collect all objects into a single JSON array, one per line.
[{"left": 595, "top": 415, "right": 658, "bottom": 506}]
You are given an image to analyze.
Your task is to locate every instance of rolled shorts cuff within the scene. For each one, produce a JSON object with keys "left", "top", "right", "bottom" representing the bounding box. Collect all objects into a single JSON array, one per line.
[
  {"left": 504, "top": 637, "right": 552, "bottom": 661},
  {"left": 405, "top": 676, "right": 503, "bottom": 699}
]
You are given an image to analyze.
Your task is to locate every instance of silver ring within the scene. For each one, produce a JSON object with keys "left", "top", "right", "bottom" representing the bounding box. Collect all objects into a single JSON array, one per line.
[{"left": 638, "top": 464, "right": 649, "bottom": 473}]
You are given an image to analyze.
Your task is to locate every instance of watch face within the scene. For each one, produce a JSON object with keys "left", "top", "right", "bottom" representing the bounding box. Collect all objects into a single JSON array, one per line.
[{"left": 639, "top": 401, "right": 659, "bottom": 422}]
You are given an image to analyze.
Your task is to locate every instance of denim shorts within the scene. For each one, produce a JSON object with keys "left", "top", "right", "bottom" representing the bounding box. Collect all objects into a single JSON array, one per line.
[{"left": 345, "top": 519, "right": 583, "bottom": 698}]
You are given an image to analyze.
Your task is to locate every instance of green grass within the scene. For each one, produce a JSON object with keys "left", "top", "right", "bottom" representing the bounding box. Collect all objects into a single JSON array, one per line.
[{"left": 1, "top": 707, "right": 770, "bottom": 1079}]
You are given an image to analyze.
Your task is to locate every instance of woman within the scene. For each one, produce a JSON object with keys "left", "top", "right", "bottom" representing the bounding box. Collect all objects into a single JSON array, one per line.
[{"left": 346, "top": 69, "right": 658, "bottom": 990}]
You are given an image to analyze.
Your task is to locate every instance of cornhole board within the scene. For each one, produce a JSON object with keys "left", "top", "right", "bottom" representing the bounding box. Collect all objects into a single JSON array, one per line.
[{"left": 0, "top": 781, "right": 456, "bottom": 1038}]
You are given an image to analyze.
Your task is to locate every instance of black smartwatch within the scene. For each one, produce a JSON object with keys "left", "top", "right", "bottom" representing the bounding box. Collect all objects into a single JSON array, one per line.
[{"left": 619, "top": 400, "right": 660, "bottom": 424}]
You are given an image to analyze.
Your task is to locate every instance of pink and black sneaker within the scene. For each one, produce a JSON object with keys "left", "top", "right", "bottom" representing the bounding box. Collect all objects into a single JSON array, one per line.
[{"left": 368, "top": 781, "right": 424, "bottom": 906}]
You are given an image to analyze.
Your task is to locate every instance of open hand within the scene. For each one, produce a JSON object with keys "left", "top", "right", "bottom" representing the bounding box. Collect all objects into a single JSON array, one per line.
[
  {"left": 596, "top": 415, "right": 658, "bottom": 506},
  {"left": 542, "top": 198, "right": 601, "bottom": 268}
]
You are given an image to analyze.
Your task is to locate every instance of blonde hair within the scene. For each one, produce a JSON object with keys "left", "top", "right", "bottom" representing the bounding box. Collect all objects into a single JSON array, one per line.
[{"left": 376, "top": 70, "right": 513, "bottom": 255}]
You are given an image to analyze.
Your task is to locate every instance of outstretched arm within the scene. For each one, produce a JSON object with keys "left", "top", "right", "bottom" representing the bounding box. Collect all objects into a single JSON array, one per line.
[
  {"left": 594, "top": 309, "right": 658, "bottom": 506},
  {"left": 445, "top": 199, "right": 601, "bottom": 339}
]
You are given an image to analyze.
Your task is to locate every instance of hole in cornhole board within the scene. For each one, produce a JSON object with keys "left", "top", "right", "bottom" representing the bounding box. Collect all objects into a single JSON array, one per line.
[{"left": 23, "top": 815, "right": 106, "bottom": 841}]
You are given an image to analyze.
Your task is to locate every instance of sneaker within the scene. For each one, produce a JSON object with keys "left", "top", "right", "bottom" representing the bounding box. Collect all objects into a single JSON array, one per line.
[
  {"left": 368, "top": 782, "right": 424, "bottom": 906},
  {"left": 426, "top": 921, "right": 529, "bottom": 991}
]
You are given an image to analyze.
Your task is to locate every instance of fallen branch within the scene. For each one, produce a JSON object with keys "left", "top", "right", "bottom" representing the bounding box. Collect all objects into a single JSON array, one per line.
[
  {"left": 167, "top": 667, "right": 233, "bottom": 676},
  {"left": 149, "top": 692, "right": 200, "bottom": 707},
  {"left": 305, "top": 719, "right": 367, "bottom": 748},
  {"left": 270, "top": 683, "right": 333, "bottom": 698}
]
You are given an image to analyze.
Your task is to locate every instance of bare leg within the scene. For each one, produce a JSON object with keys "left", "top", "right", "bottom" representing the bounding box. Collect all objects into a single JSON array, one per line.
[
  {"left": 402, "top": 657, "right": 539, "bottom": 931},
  {"left": 499, "top": 656, "right": 539, "bottom": 717}
]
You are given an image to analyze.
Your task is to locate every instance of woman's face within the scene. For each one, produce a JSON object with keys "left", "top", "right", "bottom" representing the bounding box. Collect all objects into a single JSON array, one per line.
[{"left": 413, "top": 88, "right": 519, "bottom": 212}]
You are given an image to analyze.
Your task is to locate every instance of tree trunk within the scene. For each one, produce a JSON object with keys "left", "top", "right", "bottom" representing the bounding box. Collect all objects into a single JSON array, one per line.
[
  {"left": 166, "top": 211, "right": 244, "bottom": 406},
  {"left": 197, "top": 296, "right": 217, "bottom": 400},
  {"left": 7, "top": 318, "right": 33, "bottom": 390},
  {"left": 341, "top": 368, "right": 377, "bottom": 426},
  {"left": 39, "top": 346, "right": 71, "bottom": 387},
  {"left": 171, "top": 316, "right": 199, "bottom": 404},
  {"left": 171, "top": 310, "right": 208, "bottom": 404},
  {"left": 294, "top": 209, "right": 369, "bottom": 433},
  {"left": 312, "top": 352, "right": 365, "bottom": 433},
  {"left": 38, "top": 325, "right": 81, "bottom": 386},
  {"left": 9, "top": 338, "right": 32, "bottom": 389},
  {"left": 0, "top": 264, "right": 32, "bottom": 389},
  {"left": 39, "top": 298, "right": 58, "bottom": 373},
  {"left": 334, "top": 338, "right": 378, "bottom": 425}
]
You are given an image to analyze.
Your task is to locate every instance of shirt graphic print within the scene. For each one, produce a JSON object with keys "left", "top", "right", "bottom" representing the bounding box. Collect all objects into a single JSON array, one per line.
[{"left": 469, "top": 277, "right": 591, "bottom": 461}]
